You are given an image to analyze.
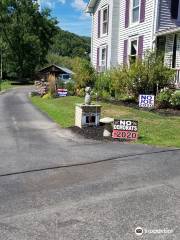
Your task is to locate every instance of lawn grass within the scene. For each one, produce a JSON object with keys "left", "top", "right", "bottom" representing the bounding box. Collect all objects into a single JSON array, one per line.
[
  {"left": 31, "top": 96, "right": 180, "bottom": 148},
  {"left": 0, "top": 81, "right": 13, "bottom": 91},
  {"left": 1, "top": 80, "right": 33, "bottom": 91}
]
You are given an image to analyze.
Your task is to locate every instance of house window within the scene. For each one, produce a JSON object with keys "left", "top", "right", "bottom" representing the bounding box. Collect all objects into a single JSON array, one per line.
[
  {"left": 131, "top": 0, "right": 140, "bottom": 23},
  {"left": 129, "top": 39, "right": 138, "bottom": 63},
  {"left": 102, "top": 7, "right": 108, "bottom": 35},
  {"left": 171, "top": 0, "right": 179, "bottom": 19},
  {"left": 101, "top": 46, "right": 107, "bottom": 67}
]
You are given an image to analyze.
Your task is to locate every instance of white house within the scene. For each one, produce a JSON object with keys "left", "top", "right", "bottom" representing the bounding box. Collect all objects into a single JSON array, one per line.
[{"left": 86, "top": 0, "right": 180, "bottom": 86}]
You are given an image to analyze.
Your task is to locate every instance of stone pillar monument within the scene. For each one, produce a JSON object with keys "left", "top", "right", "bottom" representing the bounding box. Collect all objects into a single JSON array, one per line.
[{"left": 75, "top": 87, "right": 102, "bottom": 128}]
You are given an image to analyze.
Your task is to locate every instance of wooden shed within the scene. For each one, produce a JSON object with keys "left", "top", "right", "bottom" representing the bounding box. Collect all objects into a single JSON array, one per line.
[{"left": 38, "top": 64, "right": 74, "bottom": 81}]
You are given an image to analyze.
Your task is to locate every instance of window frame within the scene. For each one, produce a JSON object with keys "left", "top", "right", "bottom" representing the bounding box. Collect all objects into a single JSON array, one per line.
[
  {"left": 128, "top": 37, "right": 138, "bottom": 64},
  {"left": 130, "top": 0, "right": 140, "bottom": 25},
  {"left": 100, "top": 45, "right": 107, "bottom": 67},
  {"left": 101, "top": 6, "right": 108, "bottom": 36}
]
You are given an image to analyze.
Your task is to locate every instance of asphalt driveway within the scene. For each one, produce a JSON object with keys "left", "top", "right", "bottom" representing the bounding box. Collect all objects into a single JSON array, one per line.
[{"left": 0, "top": 87, "right": 180, "bottom": 239}]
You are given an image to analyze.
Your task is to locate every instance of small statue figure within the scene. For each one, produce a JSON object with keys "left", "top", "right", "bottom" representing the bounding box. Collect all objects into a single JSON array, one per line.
[{"left": 85, "top": 87, "right": 91, "bottom": 105}]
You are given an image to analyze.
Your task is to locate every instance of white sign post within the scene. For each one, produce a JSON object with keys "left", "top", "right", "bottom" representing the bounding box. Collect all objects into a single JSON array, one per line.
[{"left": 139, "top": 95, "right": 155, "bottom": 108}]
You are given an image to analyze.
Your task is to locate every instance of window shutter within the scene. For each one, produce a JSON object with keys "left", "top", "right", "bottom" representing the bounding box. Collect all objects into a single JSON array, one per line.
[
  {"left": 140, "top": 0, "right": 146, "bottom": 23},
  {"left": 171, "top": 0, "right": 179, "bottom": 19},
  {"left": 125, "top": 0, "right": 130, "bottom": 28},
  {"left": 138, "top": 35, "right": 144, "bottom": 59},
  {"left": 123, "top": 39, "right": 128, "bottom": 65},
  {"left": 98, "top": 10, "right": 101, "bottom": 38},
  {"left": 97, "top": 47, "right": 100, "bottom": 70}
]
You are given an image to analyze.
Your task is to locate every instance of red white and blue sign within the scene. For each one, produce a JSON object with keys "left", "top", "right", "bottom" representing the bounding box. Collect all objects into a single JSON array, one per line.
[
  {"left": 112, "top": 120, "right": 138, "bottom": 141},
  {"left": 57, "top": 89, "right": 68, "bottom": 97},
  {"left": 139, "top": 95, "right": 155, "bottom": 108}
]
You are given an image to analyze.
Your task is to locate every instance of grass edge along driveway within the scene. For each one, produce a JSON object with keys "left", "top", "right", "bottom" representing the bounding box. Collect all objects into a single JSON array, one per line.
[
  {"left": 31, "top": 96, "right": 180, "bottom": 148},
  {"left": 0, "top": 81, "right": 13, "bottom": 91}
]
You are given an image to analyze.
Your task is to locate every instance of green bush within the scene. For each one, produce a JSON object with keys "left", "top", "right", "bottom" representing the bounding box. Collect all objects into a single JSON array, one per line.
[
  {"left": 111, "top": 66, "right": 129, "bottom": 98},
  {"left": 66, "top": 81, "right": 75, "bottom": 96},
  {"left": 72, "top": 57, "right": 96, "bottom": 89},
  {"left": 57, "top": 79, "right": 65, "bottom": 89},
  {"left": 77, "top": 88, "right": 85, "bottom": 97},
  {"left": 156, "top": 88, "right": 173, "bottom": 108},
  {"left": 98, "top": 90, "right": 111, "bottom": 100},
  {"left": 126, "top": 51, "right": 175, "bottom": 98},
  {"left": 170, "top": 91, "right": 180, "bottom": 109},
  {"left": 94, "top": 51, "right": 175, "bottom": 101},
  {"left": 95, "top": 72, "right": 112, "bottom": 97},
  {"left": 42, "top": 93, "right": 52, "bottom": 99}
]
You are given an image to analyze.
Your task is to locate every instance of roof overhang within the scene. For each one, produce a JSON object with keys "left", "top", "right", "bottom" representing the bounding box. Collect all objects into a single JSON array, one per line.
[
  {"left": 155, "top": 27, "right": 180, "bottom": 37},
  {"left": 38, "top": 64, "right": 74, "bottom": 75},
  {"left": 85, "top": 0, "right": 97, "bottom": 13}
]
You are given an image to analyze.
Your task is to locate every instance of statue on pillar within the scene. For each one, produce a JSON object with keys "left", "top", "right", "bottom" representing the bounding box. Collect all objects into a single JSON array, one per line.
[{"left": 85, "top": 87, "right": 92, "bottom": 105}]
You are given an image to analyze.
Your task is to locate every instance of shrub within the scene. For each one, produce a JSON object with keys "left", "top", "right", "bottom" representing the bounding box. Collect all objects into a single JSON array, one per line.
[
  {"left": 95, "top": 71, "right": 112, "bottom": 97},
  {"left": 98, "top": 90, "right": 111, "bottom": 100},
  {"left": 66, "top": 81, "right": 75, "bottom": 96},
  {"left": 110, "top": 66, "right": 129, "bottom": 98},
  {"left": 156, "top": 88, "right": 173, "bottom": 108},
  {"left": 93, "top": 51, "right": 175, "bottom": 101},
  {"left": 57, "top": 79, "right": 65, "bottom": 89},
  {"left": 76, "top": 88, "right": 85, "bottom": 97},
  {"left": 126, "top": 51, "right": 175, "bottom": 98},
  {"left": 72, "top": 57, "right": 96, "bottom": 89},
  {"left": 170, "top": 91, "right": 180, "bottom": 109},
  {"left": 42, "top": 93, "right": 52, "bottom": 99}
]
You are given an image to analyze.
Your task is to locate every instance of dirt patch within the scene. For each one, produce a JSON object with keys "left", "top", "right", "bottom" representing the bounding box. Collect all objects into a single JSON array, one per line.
[
  {"left": 68, "top": 125, "right": 113, "bottom": 141},
  {"left": 68, "top": 125, "right": 133, "bottom": 143},
  {"left": 153, "top": 108, "right": 180, "bottom": 116}
]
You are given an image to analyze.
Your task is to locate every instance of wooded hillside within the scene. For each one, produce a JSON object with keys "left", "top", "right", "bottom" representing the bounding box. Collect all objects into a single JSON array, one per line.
[{"left": 50, "top": 28, "right": 91, "bottom": 59}]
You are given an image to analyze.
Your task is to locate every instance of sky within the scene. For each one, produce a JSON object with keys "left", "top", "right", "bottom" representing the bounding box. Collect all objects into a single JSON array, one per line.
[{"left": 40, "top": 0, "right": 91, "bottom": 36}]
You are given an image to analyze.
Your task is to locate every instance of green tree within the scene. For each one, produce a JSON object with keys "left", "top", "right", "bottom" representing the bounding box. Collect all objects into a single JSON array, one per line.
[
  {"left": 46, "top": 53, "right": 74, "bottom": 70},
  {"left": 0, "top": 0, "right": 58, "bottom": 80}
]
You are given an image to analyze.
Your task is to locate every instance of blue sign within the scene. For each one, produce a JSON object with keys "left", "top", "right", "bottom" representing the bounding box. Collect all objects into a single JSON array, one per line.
[{"left": 139, "top": 95, "right": 155, "bottom": 108}]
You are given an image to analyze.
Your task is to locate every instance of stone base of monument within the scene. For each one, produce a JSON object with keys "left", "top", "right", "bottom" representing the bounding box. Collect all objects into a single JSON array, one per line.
[
  {"left": 75, "top": 104, "right": 102, "bottom": 128},
  {"left": 100, "top": 117, "right": 114, "bottom": 137}
]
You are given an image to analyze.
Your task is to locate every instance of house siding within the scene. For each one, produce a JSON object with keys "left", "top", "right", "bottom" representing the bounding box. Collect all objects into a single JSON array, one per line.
[
  {"left": 118, "top": 0, "right": 154, "bottom": 65},
  {"left": 158, "top": 0, "right": 180, "bottom": 32},
  {"left": 91, "top": 0, "right": 110, "bottom": 69},
  {"left": 110, "top": 0, "right": 121, "bottom": 66},
  {"left": 90, "top": 0, "right": 180, "bottom": 70}
]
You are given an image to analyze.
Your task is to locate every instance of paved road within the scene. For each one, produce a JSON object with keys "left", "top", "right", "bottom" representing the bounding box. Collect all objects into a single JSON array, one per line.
[{"left": 0, "top": 87, "right": 180, "bottom": 240}]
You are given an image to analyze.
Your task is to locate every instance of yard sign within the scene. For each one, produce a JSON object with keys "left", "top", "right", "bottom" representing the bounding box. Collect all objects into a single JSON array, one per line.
[
  {"left": 57, "top": 88, "right": 68, "bottom": 97},
  {"left": 139, "top": 95, "right": 155, "bottom": 108},
  {"left": 112, "top": 120, "right": 138, "bottom": 141}
]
